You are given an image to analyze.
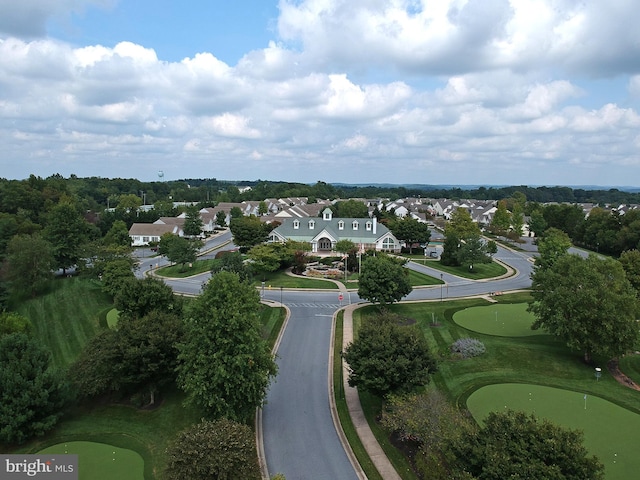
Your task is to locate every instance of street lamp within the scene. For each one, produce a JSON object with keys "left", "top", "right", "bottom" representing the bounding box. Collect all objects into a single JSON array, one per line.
[
  {"left": 280, "top": 286, "right": 283, "bottom": 305},
  {"left": 440, "top": 273, "right": 443, "bottom": 302}
]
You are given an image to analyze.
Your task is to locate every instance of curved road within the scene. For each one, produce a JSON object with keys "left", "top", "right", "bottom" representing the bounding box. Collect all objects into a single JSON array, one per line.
[{"left": 161, "top": 241, "right": 536, "bottom": 479}]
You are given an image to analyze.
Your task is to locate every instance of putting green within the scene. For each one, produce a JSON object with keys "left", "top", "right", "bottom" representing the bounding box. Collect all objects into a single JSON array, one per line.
[
  {"left": 106, "top": 309, "right": 120, "bottom": 328},
  {"left": 467, "top": 384, "right": 640, "bottom": 480},
  {"left": 453, "top": 303, "right": 542, "bottom": 336},
  {"left": 38, "top": 441, "right": 143, "bottom": 480}
]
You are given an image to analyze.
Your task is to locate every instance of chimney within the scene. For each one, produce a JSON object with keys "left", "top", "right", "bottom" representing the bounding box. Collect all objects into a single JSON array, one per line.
[{"left": 373, "top": 216, "right": 377, "bottom": 234}]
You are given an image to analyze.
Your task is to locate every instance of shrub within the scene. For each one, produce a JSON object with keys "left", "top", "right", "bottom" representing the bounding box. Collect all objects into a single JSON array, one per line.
[{"left": 451, "top": 338, "right": 485, "bottom": 359}]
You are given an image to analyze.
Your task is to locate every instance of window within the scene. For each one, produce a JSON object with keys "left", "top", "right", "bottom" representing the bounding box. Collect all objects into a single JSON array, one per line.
[
  {"left": 352, "top": 221, "right": 359, "bottom": 230},
  {"left": 143, "top": 236, "right": 149, "bottom": 243},
  {"left": 309, "top": 220, "right": 315, "bottom": 229},
  {"left": 338, "top": 221, "right": 344, "bottom": 230},
  {"left": 366, "top": 221, "right": 372, "bottom": 231},
  {"left": 293, "top": 220, "right": 300, "bottom": 229},
  {"left": 382, "top": 237, "right": 395, "bottom": 250}
]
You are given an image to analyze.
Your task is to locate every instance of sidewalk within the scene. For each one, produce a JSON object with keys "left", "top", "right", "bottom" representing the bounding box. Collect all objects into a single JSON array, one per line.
[{"left": 340, "top": 303, "right": 402, "bottom": 480}]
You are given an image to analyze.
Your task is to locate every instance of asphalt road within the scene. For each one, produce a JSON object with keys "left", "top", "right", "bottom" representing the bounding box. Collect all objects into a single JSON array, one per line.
[{"left": 161, "top": 241, "right": 537, "bottom": 479}]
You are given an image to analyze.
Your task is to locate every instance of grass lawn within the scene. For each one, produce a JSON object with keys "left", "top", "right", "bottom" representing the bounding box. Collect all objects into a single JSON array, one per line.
[
  {"left": 406, "top": 268, "right": 441, "bottom": 287},
  {"left": 347, "top": 292, "right": 640, "bottom": 479},
  {"left": 253, "top": 270, "right": 339, "bottom": 289},
  {"left": 154, "top": 259, "right": 215, "bottom": 278},
  {"left": 38, "top": 441, "right": 144, "bottom": 480},
  {"left": 106, "top": 309, "right": 119, "bottom": 328},
  {"left": 17, "top": 277, "right": 113, "bottom": 368},
  {"left": 467, "top": 384, "right": 640, "bottom": 480},
  {"left": 405, "top": 256, "right": 508, "bottom": 280},
  {"left": 453, "top": 303, "right": 543, "bottom": 337},
  {"left": 618, "top": 355, "right": 640, "bottom": 385}
]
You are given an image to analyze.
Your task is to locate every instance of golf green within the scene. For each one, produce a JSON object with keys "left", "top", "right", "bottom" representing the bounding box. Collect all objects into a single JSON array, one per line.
[
  {"left": 467, "top": 383, "right": 640, "bottom": 480},
  {"left": 453, "top": 303, "right": 542, "bottom": 336},
  {"left": 106, "top": 309, "right": 120, "bottom": 328},
  {"left": 38, "top": 441, "right": 143, "bottom": 480}
]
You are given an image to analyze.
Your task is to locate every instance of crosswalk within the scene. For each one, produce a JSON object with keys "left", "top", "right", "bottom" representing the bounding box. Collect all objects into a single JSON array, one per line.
[{"left": 285, "top": 303, "right": 344, "bottom": 309}]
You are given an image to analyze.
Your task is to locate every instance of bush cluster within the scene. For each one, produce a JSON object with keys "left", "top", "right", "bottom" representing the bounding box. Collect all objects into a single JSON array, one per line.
[{"left": 451, "top": 337, "right": 486, "bottom": 359}]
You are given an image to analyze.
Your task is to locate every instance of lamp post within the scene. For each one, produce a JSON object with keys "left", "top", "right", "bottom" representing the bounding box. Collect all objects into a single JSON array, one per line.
[
  {"left": 440, "top": 273, "right": 443, "bottom": 302},
  {"left": 280, "top": 286, "right": 283, "bottom": 304}
]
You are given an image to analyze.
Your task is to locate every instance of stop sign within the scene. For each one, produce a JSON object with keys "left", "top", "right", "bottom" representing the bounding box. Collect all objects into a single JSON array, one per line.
[{"left": 338, "top": 294, "right": 344, "bottom": 301}]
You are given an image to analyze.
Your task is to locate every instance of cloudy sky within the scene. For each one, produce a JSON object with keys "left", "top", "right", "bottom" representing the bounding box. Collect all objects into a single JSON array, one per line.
[{"left": 2, "top": 0, "right": 640, "bottom": 186}]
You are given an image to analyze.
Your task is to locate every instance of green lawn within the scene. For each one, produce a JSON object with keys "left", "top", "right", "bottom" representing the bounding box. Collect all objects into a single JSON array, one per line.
[
  {"left": 348, "top": 292, "right": 640, "bottom": 479},
  {"left": 17, "top": 277, "right": 113, "bottom": 368},
  {"left": 453, "top": 303, "right": 543, "bottom": 337},
  {"left": 253, "top": 270, "right": 340, "bottom": 289},
  {"left": 405, "top": 257, "right": 508, "bottom": 280},
  {"left": 38, "top": 441, "right": 144, "bottom": 480},
  {"left": 468, "top": 384, "right": 640, "bottom": 480},
  {"left": 154, "top": 259, "right": 215, "bottom": 278}
]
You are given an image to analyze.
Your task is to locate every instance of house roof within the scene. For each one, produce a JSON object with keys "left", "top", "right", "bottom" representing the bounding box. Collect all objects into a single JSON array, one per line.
[
  {"left": 128, "top": 223, "right": 178, "bottom": 236},
  {"left": 271, "top": 216, "right": 395, "bottom": 244}
]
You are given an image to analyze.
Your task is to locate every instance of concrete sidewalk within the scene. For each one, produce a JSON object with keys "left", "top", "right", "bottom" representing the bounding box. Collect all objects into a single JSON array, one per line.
[{"left": 341, "top": 303, "right": 402, "bottom": 480}]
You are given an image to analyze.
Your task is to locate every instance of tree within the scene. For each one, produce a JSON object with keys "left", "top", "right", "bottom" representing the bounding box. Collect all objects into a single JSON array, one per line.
[
  {"left": 211, "top": 250, "right": 251, "bottom": 282},
  {"left": 0, "top": 312, "right": 32, "bottom": 337},
  {"left": 509, "top": 202, "right": 524, "bottom": 238},
  {"left": 247, "top": 244, "right": 283, "bottom": 277},
  {"left": 158, "top": 233, "right": 200, "bottom": 272},
  {"left": 100, "top": 258, "right": 136, "bottom": 296},
  {"left": 442, "top": 208, "right": 482, "bottom": 267},
  {"left": 358, "top": 254, "right": 412, "bottom": 307},
  {"left": 103, "top": 219, "right": 131, "bottom": 247},
  {"left": 114, "top": 277, "right": 179, "bottom": 319},
  {"left": 183, "top": 206, "right": 204, "bottom": 238},
  {"left": 489, "top": 200, "right": 511, "bottom": 236},
  {"left": 446, "top": 208, "right": 481, "bottom": 239},
  {"left": 454, "top": 410, "right": 604, "bottom": 480},
  {"left": 382, "top": 390, "right": 475, "bottom": 479},
  {"left": 534, "top": 227, "right": 572, "bottom": 271},
  {"left": 528, "top": 208, "right": 548, "bottom": 238},
  {"left": 390, "top": 217, "right": 431, "bottom": 254},
  {"left": 45, "top": 202, "right": 91, "bottom": 273},
  {"left": 0, "top": 334, "right": 70, "bottom": 445},
  {"left": 258, "top": 200, "right": 268, "bottom": 216},
  {"left": 230, "top": 206, "right": 243, "bottom": 219},
  {"left": 620, "top": 249, "right": 640, "bottom": 293},
  {"left": 229, "top": 215, "right": 271, "bottom": 250},
  {"left": 335, "top": 239, "right": 356, "bottom": 255},
  {"left": 456, "top": 235, "right": 490, "bottom": 271},
  {"left": 177, "top": 271, "right": 278, "bottom": 421},
  {"left": 333, "top": 199, "right": 368, "bottom": 218},
  {"left": 70, "top": 311, "right": 183, "bottom": 404},
  {"left": 344, "top": 312, "right": 437, "bottom": 398},
  {"left": 529, "top": 254, "right": 639, "bottom": 362},
  {"left": 215, "top": 210, "right": 227, "bottom": 228},
  {"left": 164, "top": 418, "right": 261, "bottom": 480},
  {"left": 3, "top": 233, "right": 55, "bottom": 298}
]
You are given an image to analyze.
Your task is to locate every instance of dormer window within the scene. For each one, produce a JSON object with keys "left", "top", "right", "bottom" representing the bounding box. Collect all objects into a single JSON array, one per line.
[
  {"left": 338, "top": 221, "right": 344, "bottom": 230},
  {"left": 309, "top": 220, "right": 315, "bottom": 229},
  {"left": 293, "top": 220, "right": 300, "bottom": 229},
  {"left": 366, "top": 221, "right": 372, "bottom": 231},
  {"left": 352, "top": 221, "right": 359, "bottom": 230}
]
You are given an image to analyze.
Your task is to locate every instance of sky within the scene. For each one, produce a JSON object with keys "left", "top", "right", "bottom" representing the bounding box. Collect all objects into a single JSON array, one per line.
[{"left": 1, "top": 1, "right": 640, "bottom": 187}]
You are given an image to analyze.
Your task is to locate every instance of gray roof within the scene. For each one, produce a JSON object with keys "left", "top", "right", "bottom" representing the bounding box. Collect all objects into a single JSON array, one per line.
[{"left": 271, "top": 216, "right": 395, "bottom": 244}]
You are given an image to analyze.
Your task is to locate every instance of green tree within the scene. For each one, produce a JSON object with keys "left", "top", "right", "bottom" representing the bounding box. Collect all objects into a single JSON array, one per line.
[
  {"left": 0, "top": 334, "right": 70, "bottom": 445},
  {"left": 620, "top": 249, "right": 640, "bottom": 293},
  {"left": 333, "top": 199, "right": 368, "bottom": 218},
  {"left": 382, "top": 390, "right": 475, "bottom": 479},
  {"left": 116, "top": 193, "right": 143, "bottom": 210},
  {"left": 183, "top": 206, "right": 204, "bottom": 238},
  {"left": 489, "top": 200, "right": 511, "bottom": 236},
  {"left": 535, "top": 227, "right": 572, "bottom": 271},
  {"left": 344, "top": 312, "right": 437, "bottom": 398},
  {"left": 0, "top": 312, "right": 32, "bottom": 337},
  {"left": 229, "top": 215, "right": 271, "bottom": 250},
  {"left": 446, "top": 208, "right": 481, "bottom": 239},
  {"left": 70, "top": 311, "right": 183, "bottom": 404},
  {"left": 158, "top": 233, "right": 200, "bottom": 272},
  {"left": 454, "top": 410, "right": 604, "bottom": 480},
  {"left": 3, "top": 233, "right": 55, "bottom": 298},
  {"left": 258, "top": 201, "right": 268, "bottom": 216},
  {"left": 456, "top": 235, "right": 490, "bottom": 271},
  {"left": 211, "top": 250, "right": 251, "bottom": 282},
  {"left": 390, "top": 217, "right": 431, "bottom": 254},
  {"left": 509, "top": 202, "right": 525, "bottom": 238},
  {"left": 45, "top": 202, "right": 91, "bottom": 273},
  {"left": 247, "top": 244, "right": 283, "bottom": 277},
  {"left": 528, "top": 208, "right": 548, "bottom": 238},
  {"left": 215, "top": 210, "right": 227, "bottom": 228},
  {"left": 529, "top": 254, "right": 639, "bottom": 362},
  {"left": 114, "top": 277, "right": 179, "bottom": 319},
  {"left": 100, "top": 258, "right": 136, "bottom": 296},
  {"left": 335, "top": 239, "right": 356, "bottom": 254},
  {"left": 177, "top": 272, "right": 277, "bottom": 421},
  {"left": 103, "top": 219, "right": 131, "bottom": 247},
  {"left": 358, "top": 254, "right": 412, "bottom": 307},
  {"left": 230, "top": 206, "right": 243, "bottom": 219},
  {"left": 164, "top": 418, "right": 261, "bottom": 480}
]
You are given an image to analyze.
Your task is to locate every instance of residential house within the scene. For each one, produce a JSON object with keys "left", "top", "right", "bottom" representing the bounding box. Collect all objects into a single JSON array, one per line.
[{"left": 128, "top": 223, "right": 184, "bottom": 246}]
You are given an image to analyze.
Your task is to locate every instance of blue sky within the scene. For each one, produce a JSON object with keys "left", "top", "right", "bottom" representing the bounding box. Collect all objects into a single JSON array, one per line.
[{"left": 1, "top": 0, "right": 640, "bottom": 187}]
